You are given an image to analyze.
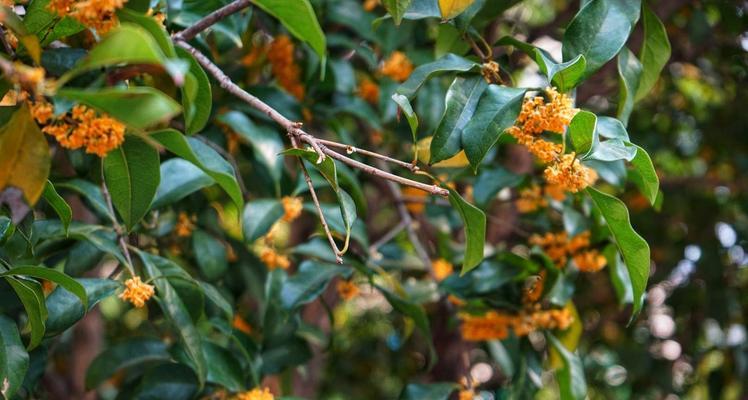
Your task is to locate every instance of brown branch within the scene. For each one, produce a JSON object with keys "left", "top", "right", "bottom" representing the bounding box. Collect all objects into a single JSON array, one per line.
[
  {"left": 172, "top": 0, "right": 252, "bottom": 42},
  {"left": 315, "top": 139, "right": 420, "bottom": 173}
]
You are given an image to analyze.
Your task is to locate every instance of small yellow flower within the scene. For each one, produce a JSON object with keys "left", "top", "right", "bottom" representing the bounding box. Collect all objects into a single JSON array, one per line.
[
  {"left": 515, "top": 185, "right": 548, "bottom": 213},
  {"left": 119, "top": 276, "right": 155, "bottom": 308},
  {"left": 380, "top": 51, "right": 413, "bottom": 82},
  {"left": 235, "top": 387, "right": 274, "bottom": 400},
  {"left": 432, "top": 258, "right": 454, "bottom": 281},
  {"left": 281, "top": 196, "right": 303, "bottom": 222},
  {"left": 543, "top": 153, "right": 598, "bottom": 193},
  {"left": 175, "top": 212, "right": 196, "bottom": 237}
]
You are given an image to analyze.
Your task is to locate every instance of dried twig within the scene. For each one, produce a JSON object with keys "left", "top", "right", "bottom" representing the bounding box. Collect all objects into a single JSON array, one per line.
[
  {"left": 315, "top": 139, "right": 419, "bottom": 173},
  {"left": 171, "top": 0, "right": 252, "bottom": 42}
]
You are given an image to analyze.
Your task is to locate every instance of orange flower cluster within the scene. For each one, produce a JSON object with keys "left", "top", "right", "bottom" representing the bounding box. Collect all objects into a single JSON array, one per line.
[
  {"left": 336, "top": 280, "right": 360, "bottom": 300},
  {"left": 235, "top": 387, "right": 274, "bottom": 400},
  {"left": 267, "top": 35, "right": 305, "bottom": 100},
  {"left": 516, "top": 184, "right": 566, "bottom": 213},
  {"left": 460, "top": 306, "right": 573, "bottom": 341},
  {"left": 119, "top": 276, "right": 155, "bottom": 308},
  {"left": 507, "top": 88, "right": 598, "bottom": 193},
  {"left": 47, "top": 0, "right": 126, "bottom": 34},
  {"left": 32, "top": 101, "right": 125, "bottom": 157},
  {"left": 357, "top": 77, "right": 380, "bottom": 104},
  {"left": 432, "top": 258, "right": 454, "bottom": 281},
  {"left": 363, "top": 0, "right": 379, "bottom": 11},
  {"left": 281, "top": 196, "right": 303, "bottom": 222},
  {"left": 379, "top": 51, "right": 413, "bottom": 82},
  {"left": 175, "top": 212, "right": 196, "bottom": 237},
  {"left": 259, "top": 247, "right": 291, "bottom": 270},
  {"left": 529, "top": 231, "right": 607, "bottom": 272},
  {"left": 232, "top": 314, "right": 253, "bottom": 335}
]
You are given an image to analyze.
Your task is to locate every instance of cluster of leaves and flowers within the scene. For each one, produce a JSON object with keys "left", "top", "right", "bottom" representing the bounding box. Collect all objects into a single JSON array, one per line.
[{"left": 0, "top": 0, "right": 670, "bottom": 398}]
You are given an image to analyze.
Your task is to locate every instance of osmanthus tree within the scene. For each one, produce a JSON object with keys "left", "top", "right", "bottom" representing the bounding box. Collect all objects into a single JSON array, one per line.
[{"left": 0, "top": 0, "right": 670, "bottom": 398}]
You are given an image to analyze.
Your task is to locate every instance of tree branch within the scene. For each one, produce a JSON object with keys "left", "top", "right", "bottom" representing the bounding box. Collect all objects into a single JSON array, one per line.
[{"left": 172, "top": 0, "right": 252, "bottom": 42}]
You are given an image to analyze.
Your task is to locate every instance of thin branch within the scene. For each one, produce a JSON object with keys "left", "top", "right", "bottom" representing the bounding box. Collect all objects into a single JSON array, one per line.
[
  {"left": 174, "top": 39, "right": 449, "bottom": 197},
  {"left": 315, "top": 138, "right": 419, "bottom": 173},
  {"left": 374, "top": 159, "right": 433, "bottom": 276},
  {"left": 172, "top": 0, "right": 252, "bottom": 42}
]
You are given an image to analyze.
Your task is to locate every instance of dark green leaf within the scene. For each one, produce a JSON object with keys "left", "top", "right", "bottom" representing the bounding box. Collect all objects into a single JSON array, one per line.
[
  {"left": 378, "top": 287, "right": 434, "bottom": 365},
  {"left": 152, "top": 159, "right": 215, "bottom": 209},
  {"left": 547, "top": 333, "right": 587, "bottom": 400},
  {"left": 462, "top": 85, "right": 525, "bottom": 170},
  {"left": 57, "top": 87, "right": 182, "bottom": 130},
  {"left": 242, "top": 199, "right": 284, "bottom": 243},
  {"left": 396, "top": 54, "right": 478, "bottom": 99},
  {"left": 203, "top": 342, "right": 243, "bottom": 391},
  {"left": 628, "top": 145, "right": 659, "bottom": 206},
  {"left": 616, "top": 47, "right": 642, "bottom": 126},
  {"left": 151, "top": 129, "right": 244, "bottom": 210},
  {"left": 177, "top": 47, "right": 213, "bottom": 134},
  {"left": 473, "top": 166, "right": 522, "bottom": 208},
  {"left": 24, "top": 0, "right": 85, "bottom": 46},
  {"left": 281, "top": 260, "right": 348, "bottom": 310},
  {"left": 251, "top": 0, "right": 326, "bottom": 62},
  {"left": 603, "top": 244, "right": 633, "bottom": 305},
  {"left": 42, "top": 181, "right": 72, "bottom": 234},
  {"left": 217, "top": 111, "right": 284, "bottom": 186},
  {"left": 192, "top": 230, "right": 228, "bottom": 281},
  {"left": 198, "top": 281, "right": 233, "bottom": 321},
  {"left": 448, "top": 189, "right": 486, "bottom": 273},
  {"left": 498, "top": 36, "right": 586, "bottom": 92},
  {"left": 5, "top": 277, "right": 46, "bottom": 349},
  {"left": 132, "top": 362, "right": 198, "bottom": 399},
  {"left": 103, "top": 135, "right": 160, "bottom": 230},
  {"left": 2, "top": 266, "right": 87, "bottom": 310},
  {"left": 0, "top": 315, "right": 29, "bottom": 399},
  {"left": 85, "top": 338, "right": 171, "bottom": 389},
  {"left": 635, "top": 6, "right": 671, "bottom": 101},
  {"left": 568, "top": 110, "right": 598, "bottom": 158},
  {"left": 586, "top": 187, "right": 649, "bottom": 316},
  {"left": 562, "top": 0, "right": 640, "bottom": 77},
  {"left": 391, "top": 93, "right": 419, "bottom": 144},
  {"left": 399, "top": 383, "right": 457, "bottom": 400},
  {"left": 430, "top": 76, "right": 487, "bottom": 164},
  {"left": 57, "top": 179, "right": 110, "bottom": 217},
  {"left": 45, "top": 278, "right": 119, "bottom": 337}
]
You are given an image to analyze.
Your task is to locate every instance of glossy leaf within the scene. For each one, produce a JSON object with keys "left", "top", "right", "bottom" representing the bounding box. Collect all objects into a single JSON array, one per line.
[
  {"left": 2, "top": 266, "right": 88, "bottom": 310},
  {"left": 103, "top": 135, "right": 160, "bottom": 230},
  {"left": 547, "top": 333, "right": 587, "bottom": 400},
  {"left": 281, "top": 260, "right": 348, "bottom": 310},
  {"left": 462, "top": 85, "right": 525, "bottom": 170},
  {"left": 568, "top": 110, "right": 598, "bottom": 158},
  {"left": 45, "top": 278, "right": 119, "bottom": 337},
  {"left": 603, "top": 244, "right": 633, "bottom": 305},
  {"left": 192, "top": 230, "right": 228, "bottom": 281},
  {"left": 391, "top": 93, "right": 419, "bottom": 144},
  {"left": 217, "top": 111, "right": 284, "bottom": 186},
  {"left": 0, "top": 104, "right": 51, "bottom": 205},
  {"left": 242, "top": 199, "right": 284, "bottom": 243},
  {"left": 151, "top": 129, "right": 244, "bottom": 210},
  {"left": 635, "top": 6, "right": 671, "bottom": 101},
  {"left": 177, "top": 47, "right": 213, "bottom": 134},
  {"left": 251, "top": 0, "right": 326, "bottom": 62},
  {"left": 628, "top": 145, "right": 659, "bottom": 205},
  {"left": 430, "top": 76, "right": 487, "bottom": 164},
  {"left": 57, "top": 87, "right": 182, "bottom": 130},
  {"left": 616, "top": 47, "right": 642, "bottom": 126},
  {"left": 562, "top": 0, "right": 640, "bottom": 77},
  {"left": 587, "top": 187, "right": 649, "bottom": 316},
  {"left": 203, "top": 341, "right": 243, "bottom": 391},
  {"left": 379, "top": 287, "right": 435, "bottom": 365},
  {"left": 473, "top": 166, "right": 523, "bottom": 208},
  {"left": 116, "top": 8, "right": 176, "bottom": 57},
  {"left": 42, "top": 181, "right": 72, "bottom": 234},
  {"left": 448, "top": 189, "right": 486, "bottom": 274},
  {"left": 56, "top": 179, "right": 111, "bottom": 217},
  {"left": 399, "top": 383, "right": 457, "bottom": 400},
  {"left": 5, "top": 276, "right": 46, "bottom": 349},
  {"left": 397, "top": 54, "right": 478, "bottom": 99},
  {"left": 85, "top": 338, "right": 171, "bottom": 389},
  {"left": 498, "top": 36, "right": 586, "bottom": 92},
  {"left": 152, "top": 159, "right": 215, "bottom": 209},
  {"left": 0, "top": 315, "right": 29, "bottom": 399},
  {"left": 383, "top": 0, "right": 413, "bottom": 24},
  {"left": 132, "top": 363, "right": 198, "bottom": 399}
]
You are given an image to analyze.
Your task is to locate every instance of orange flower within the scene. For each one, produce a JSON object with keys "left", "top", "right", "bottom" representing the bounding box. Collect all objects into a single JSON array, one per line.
[
  {"left": 380, "top": 51, "right": 413, "bottom": 82},
  {"left": 35, "top": 101, "right": 125, "bottom": 157},
  {"left": 543, "top": 153, "right": 598, "bottom": 193},
  {"left": 175, "top": 212, "right": 196, "bottom": 237},
  {"left": 232, "top": 314, "right": 253, "bottom": 335},
  {"left": 402, "top": 186, "right": 427, "bottom": 214},
  {"left": 529, "top": 230, "right": 606, "bottom": 272},
  {"left": 516, "top": 185, "right": 548, "bottom": 213},
  {"left": 48, "top": 0, "right": 126, "bottom": 34},
  {"left": 259, "top": 248, "right": 291, "bottom": 270},
  {"left": 363, "top": 0, "right": 379, "bottom": 11},
  {"left": 573, "top": 250, "right": 607, "bottom": 272},
  {"left": 432, "top": 258, "right": 454, "bottom": 281},
  {"left": 281, "top": 196, "right": 303, "bottom": 222},
  {"left": 460, "top": 306, "right": 574, "bottom": 341},
  {"left": 336, "top": 280, "right": 360, "bottom": 300},
  {"left": 119, "top": 276, "right": 155, "bottom": 308},
  {"left": 522, "top": 271, "right": 546, "bottom": 304},
  {"left": 358, "top": 77, "right": 380, "bottom": 104},
  {"left": 268, "top": 35, "right": 305, "bottom": 100},
  {"left": 235, "top": 387, "right": 274, "bottom": 400}
]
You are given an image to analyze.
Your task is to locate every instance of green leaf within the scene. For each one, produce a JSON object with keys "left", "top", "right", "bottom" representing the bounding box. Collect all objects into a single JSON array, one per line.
[
  {"left": 2, "top": 266, "right": 88, "bottom": 310},
  {"left": 378, "top": 287, "right": 435, "bottom": 366},
  {"left": 198, "top": 281, "right": 233, "bottom": 321},
  {"left": 603, "top": 244, "right": 633, "bottom": 305},
  {"left": 281, "top": 260, "right": 348, "bottom": 310},
  {"left": 628, "top": 145, "right": 659, "bottom": 205},
  {"left": 132, "top": 363, "right": 199, "bottom": 399},
  {"left": 242, "top": 199, "right": 284, "bottom": 243},
  {"left": 151, "top": 129, "right": 244, "bottom": 210},
  {"left": 635, "top": 6, "right": 671, "bottom": 101},
  {"left": 177, "top": 47, "right": 213, "bottom": 134},
  {"left": 547, "top": 333, "right": 587, "bottom": 400},
  {"left": 116, "top": 8, "right": 176, "bottom": 57},
  {"left": 473, "top": 166, "right": 523, "bottom": 208},
  {"left": 596, "top": 116, "right": 629, "bottom": 141},
  {"left": 203, "top": 341, "right": 243, "bottom": 391},
  {"left": 57, "top": 87, "right": 182, "bottom": 130},
  {"left": 57, "top": 179, "right": 110, "bottom": 217},
  {"left": 462, "top": 85, "right": 526, "bottom": 170},
  {"left": 568, "top": 110, "right": 598, "bottom": 158},
  {"left": 85, "top": 337, "right": 171, "bottom": 389},
  {"left": 448, "top": 189, "right": 486, "bottom": 274},
  {"left": 430, "top": 76, "right": 487, "bottom": 164},
  {"left": 616, "top": 47, "right": 642, "bottom": 126},
  {"left": 23, "top": 0, "right": 84, "bottom": 46},
  {"left": 45, "top": 278, "right": 119, "bottom": 337},
  {"left": 103, "top": 135, "right": 160, "bottom": 230},
  {"left": 0, "top": 216, "right": 13, "bottom": 245},
  {"left": 42, "top": 181, "right": 72, "bottom": 234},
  {"left": 5, "top": 276, "right": 46, "bottom": 350},
  {"left": 497, "top": 36, "right": 586, "bottom": 92},
  {"left": 383, "top": 0, "right": 413, "bottom": 24},
  {"left": 251, "top": 0, "right": 326, "bottom": 62},
  {"left": 192, "top": 230, "right": 228, "bottom": 281},
  {"left": 139, "top": 251, "right": 207, "bottom": 386},
  {"left": 61, "top": 24, "right": 165, "bottom": 81},
  {"left": 0, "top": 315, "right": 29, "bottom": 400},
  {"left": 396, "top": 54, "right": 478, "bottom": 99},
  {"left": 399, "top": 383, "right": 458, "bottom": 400},
  {"left": 586, "top": 138, "right": 637, "bottom": 162},
  {"left": 562, "top": 0, "right": 640, "bottom": 78},
  {"left": 152, "top": 158, "right": 215, "bottom": 209},
  {"left": 217, "top": 111, "right": 284, "bottom": 186},
  {"left": 391, "top": 93, "right": 419, "bottom": 144},
  {"left": 0, "top": 104, "right": 51, "bottom": 205},
  {"left": 586, "top": 187, "right": 649, "bottom": 316}
]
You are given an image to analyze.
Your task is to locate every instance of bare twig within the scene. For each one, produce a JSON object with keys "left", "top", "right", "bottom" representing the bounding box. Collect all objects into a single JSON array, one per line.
[
  {"left": 315, "top": 139, "right": 419, "bottom": 173},
  {"left": 172, "top": 0, "right": 252, "bottom": 42}
]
